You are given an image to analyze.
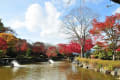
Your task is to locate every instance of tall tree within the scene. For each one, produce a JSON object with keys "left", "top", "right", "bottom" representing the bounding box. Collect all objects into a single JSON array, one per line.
[
  {"left": 62, "top": 7, "right": 96, "bottom": 57},
  {"left": 0, "top": 33, "right": 18, "bottom": 48},
  {"left": 58, "top": 44, "right": 72, "bottom": 56},
  {"left": 58, "top": 39, "right": 93, "bottom": 56},
  {"left": 16, "top": 39, "right": 32, "bottom": 57},
  {"left": 32, "top": 42, "right": 45, "bottom": 56},
  {"left": 90, "top": 13, "right": 120, "bottom": 60},
  {"left": 0, "top": 37, "right": 7, "bottom": 50},
  {"left": 0, "top": 37, "right": 7, "bottom": 56},
  {"left": 46, "top": 46, "right": 57, "bottom": 58}
]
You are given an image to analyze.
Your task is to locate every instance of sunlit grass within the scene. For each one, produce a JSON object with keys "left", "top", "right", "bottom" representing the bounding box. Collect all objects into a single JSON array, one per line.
[{"left": 75, "top": 57, "right": 120, "bottom": 70}]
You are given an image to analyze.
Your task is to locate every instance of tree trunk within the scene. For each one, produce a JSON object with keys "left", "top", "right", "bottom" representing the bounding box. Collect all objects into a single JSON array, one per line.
[
  {"left": 112, "top": 47, "right": 116, "bottom": 60},
  {"left": 81, "top": 47, "right": 83, "bottom": 58},
  {"left": 112, "top": 54, "right": 115, "bottom": 60},
  {"left": 112, "top": 50, "right": 115, "bottom": 60}
]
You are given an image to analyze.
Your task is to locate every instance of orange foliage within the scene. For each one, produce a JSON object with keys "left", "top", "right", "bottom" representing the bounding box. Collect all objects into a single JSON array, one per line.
[{"left": 0, "top": 33, "right": 18, "bottom": 47}]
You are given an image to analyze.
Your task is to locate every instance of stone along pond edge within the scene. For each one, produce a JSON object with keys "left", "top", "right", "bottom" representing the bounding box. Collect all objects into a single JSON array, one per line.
[{"left": 74, "top": 57, "right": 120, "bottom": 76}]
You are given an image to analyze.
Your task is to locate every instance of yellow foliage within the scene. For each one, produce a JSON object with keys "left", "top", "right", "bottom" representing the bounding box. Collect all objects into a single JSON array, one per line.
[{"left": 0, "top": 33, "right": 18, "bottom": 47}]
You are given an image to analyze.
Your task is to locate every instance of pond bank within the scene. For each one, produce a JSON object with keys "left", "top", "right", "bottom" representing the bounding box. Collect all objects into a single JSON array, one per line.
[
  {"left": 0, "top": 57, "right": 65, "bottom": 66},
  {"left": 75, "top": 57, "right": 120, "bottom": 76}
]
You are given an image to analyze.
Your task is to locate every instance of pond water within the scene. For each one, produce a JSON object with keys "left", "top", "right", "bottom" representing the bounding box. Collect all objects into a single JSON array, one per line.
[{"left": 0, "top": 61, "right": 117, "bottom": 80}]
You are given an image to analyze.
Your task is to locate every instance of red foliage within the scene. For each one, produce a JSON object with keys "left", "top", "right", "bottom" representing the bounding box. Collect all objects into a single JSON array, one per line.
[
  {"left": 89, "top": 14, "right": 118, "bottom": 35},
  {"left": 0, "top": 37, "right": 7, "bottom": 50},
  {"left": 46, "top": 46, "right": 57, "bottom": 58},
  {"left": 70, "top": 39, "right": 93, "bottom": 53},
  {"left": 116, "top": 47, "right": 120, "bottom": 52},
  {"left": 32, "top": 42, "right": 45, "bottom": 54},
  {"left": 58, "top": 44, "right": 72, "bottom": 55},
  {"left": 16, "top": 40, "right": 28, "bottom": 52},
  {"left": 90, "top": 13, "right": 120, "bottom": 52},
  {"left": 84, "top": 39, "right": 94, "bottom": 52},
  {"left": 68, "top": 42, "right": 81, "bottom": 53},
  {"left": 58, "top": 39, "right": 93, "bottom": 55},
  {"left": 20, "top": 41, "right": 28, "bottom": 52},
  {"left": 32, "top": 46, "right": 44, "bottom": 53}
]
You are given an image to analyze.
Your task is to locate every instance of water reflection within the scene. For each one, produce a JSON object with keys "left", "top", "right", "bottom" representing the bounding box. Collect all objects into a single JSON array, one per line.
[
  {"left": 0, "top": 61, "right": 116, "bottom": 80},
  {"left": 71, "top": 64, "right": 78, "bottom": 73}
]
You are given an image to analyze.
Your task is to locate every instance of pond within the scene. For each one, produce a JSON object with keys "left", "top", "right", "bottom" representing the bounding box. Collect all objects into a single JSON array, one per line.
[{"left": 0, "top": 61, "right": 117, "bottom": 80}]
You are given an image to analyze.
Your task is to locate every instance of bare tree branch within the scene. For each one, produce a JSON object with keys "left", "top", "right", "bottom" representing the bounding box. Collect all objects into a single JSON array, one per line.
[{"left": 61, "top": 6, "right": 97, "bottom": 57}]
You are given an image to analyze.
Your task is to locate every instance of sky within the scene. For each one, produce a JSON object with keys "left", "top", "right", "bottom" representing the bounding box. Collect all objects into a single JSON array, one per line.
[{"left": 0, "top": 0, "right": 120, "bottom": 45}]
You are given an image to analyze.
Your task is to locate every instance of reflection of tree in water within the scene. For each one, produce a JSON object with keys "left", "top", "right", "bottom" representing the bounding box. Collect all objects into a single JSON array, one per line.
[
  {"left": 66, "top": 66, "right": 116, "bottom": 80},
  {"left": 12, "top": 67, "right": 30, "bottom": 80},
  {"left": 0, "top": 67, "right": 13, "bottom": 80},
  {"left": 57, "top": 61, "right": 116, "bottom": 80},
  {"left": 0, "top": 67, "right": 29, "bottom": 80},
  {"left": 0, "top": 62, "right": 116, "bottom": 80},
  {"left": 58, "top": 62, "right": 81, "bottom": 80},
  {"left": 58, "top": 61, "right": 70, "bottom": 72}
]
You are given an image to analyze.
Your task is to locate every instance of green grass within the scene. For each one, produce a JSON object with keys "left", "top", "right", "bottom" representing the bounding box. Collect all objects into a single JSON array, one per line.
[{"left": 75, "top": 57, "right": 120, "bottom": 70}]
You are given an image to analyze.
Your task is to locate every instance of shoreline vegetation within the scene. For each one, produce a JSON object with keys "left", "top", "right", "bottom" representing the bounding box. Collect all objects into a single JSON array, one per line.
[
  {"left": 75, "top": 57, "right": 120, "bottom": 76},
  {"left": 0, "top": 56, "right": 65, "bottom": 66}
]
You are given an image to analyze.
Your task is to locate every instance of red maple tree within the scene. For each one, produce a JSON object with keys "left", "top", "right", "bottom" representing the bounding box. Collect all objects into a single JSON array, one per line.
[
  {"left": 46, "top": 46, "right": 57, "bottom": 58},
  {"left": 90, "top": 13, "right": 120, "bottom": 60},
  {"left": 58, "top": 39, "right": 93, "bottom": 56},
  {"left": 32, "top": 42, "right": 45, "bottom": 56},
  {"left": 69, "top": 39, "right": 93, "bottom": 53},
  {"left": 0, "top": 37, "right": 7, "bottom": 50},
  {"left": 16, "top": 39, "right": 28, "bottom": 52},
  {"left": 58, "top": 44, "right": 72, "bottom": 56},
  {"left": 21, "top": 41, "right": 28, "bottom": 52},
  {"left": 84, "top": 39, "right": 94, "bottom": 52},
  {"left": 68, "top": 42, "right": 81, "bottom": 53}
]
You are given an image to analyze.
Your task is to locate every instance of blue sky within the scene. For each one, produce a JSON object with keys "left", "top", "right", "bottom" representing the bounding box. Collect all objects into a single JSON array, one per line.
[{"left": 0, "top": 0, "right": 120, "bottom": 44}]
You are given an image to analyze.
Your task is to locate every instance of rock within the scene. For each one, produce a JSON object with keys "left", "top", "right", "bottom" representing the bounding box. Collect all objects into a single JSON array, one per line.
[
  {"left": 111, "top": 71, "right": 117, "bottom": 76},
  {"left": 88, "top": 64, "right": 94, "bottom": 70},
  {"left": 76, "top": 60, "right": 80, "bottom": 65},
  {"left": 117, "top": 69, "right": 120, "bottom": 76},
  {"left": 99, "top": 68, "right": 110, "bottom": 74},
  {"left": 83, "top": 64, "right": 88, "bottom": 69},
  {"left": 94, "top": 68, "right": 100, "bottom": 72},
  {"left": 72, "top": 61, "right": 76, "bottom": 64},
  {"left": 104, "top": 70, "right": 111, "bottom": 74},
  {"left": 111, "top": 68, "right": 120, "bottom": 76},
  {"left": 78, "top": 63, "right": 83, "bottom": 67},
  {"left": 83, "top": 66, "right": 88, "bottom": 69},
  {"left": 100, "top": 68, "right": 104, "bottom": 72}
]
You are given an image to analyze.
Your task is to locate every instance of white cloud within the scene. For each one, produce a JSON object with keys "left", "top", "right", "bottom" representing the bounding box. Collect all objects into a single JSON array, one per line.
[
  {"left": 9, "top": 2, "right": 67, "bottom": 44},
  {"left": 10, "top": 20, "right": 25, "bottom": 29},
  {"left": 25, "top": 4, "right": 44, "bottom": 31},
  {"left": 10, "top": 4, "right": 43, "bottom": 31},
  {"left": 40, "top": 2, "right": 61, "bottom": 37},
  {"left": 113, "top": 7, "right": 120, "bottom": 14}
]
